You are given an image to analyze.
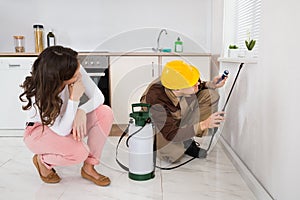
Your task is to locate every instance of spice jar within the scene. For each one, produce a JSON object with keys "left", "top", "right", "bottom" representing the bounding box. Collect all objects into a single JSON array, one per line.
[
  {"left": 33, "top": 24, "right": 44, "bottom": 53},
  {"left": 13, "top": 35, "right": 25, "bottom": 53}
]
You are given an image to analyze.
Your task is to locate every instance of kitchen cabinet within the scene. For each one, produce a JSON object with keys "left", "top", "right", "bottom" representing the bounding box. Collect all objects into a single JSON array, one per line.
[
  {"left": 0, "top": 57, "right": 36, "bottom": 130},
  {"left": 0, "top": 53, "right": 211, "bottom": 128},
  {"left": 110, "top": 56, "right": 159, "bottom": 124},
  {"left": 110, "top": 54, "right": 211, "bottom": 124},
  {"left": 161, "top": 56, "right": 211, "bottom": 80}
]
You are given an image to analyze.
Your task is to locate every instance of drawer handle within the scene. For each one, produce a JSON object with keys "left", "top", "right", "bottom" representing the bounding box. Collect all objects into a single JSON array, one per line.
[
  {"left": 87, "top": 72, "right": 105, "bottom": 77},
  {"left": 152, "top": 62, "right": 154, "bottom": 77},
  {"left": 9, "top": 64, "right": 21, "bottom": 68}
]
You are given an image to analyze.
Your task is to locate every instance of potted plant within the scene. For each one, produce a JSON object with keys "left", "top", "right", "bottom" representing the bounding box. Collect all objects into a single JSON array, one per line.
[
  {"left": 229, "top": 44, "right": 238, "bottom": 49},
  {"left": 228, "top": 44, "right": 239, "bottom": 58},
  {"left": 245, "top": 30, "right": 256, "bottom": 57},
  {"left": 245, "top": 39, "right": 256, "bottom": 51}
]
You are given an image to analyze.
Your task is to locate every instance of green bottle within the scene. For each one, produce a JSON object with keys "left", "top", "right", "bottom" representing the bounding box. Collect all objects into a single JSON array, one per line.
[{"left": 174, "top": 37, "right": 183, "bottom": 52}]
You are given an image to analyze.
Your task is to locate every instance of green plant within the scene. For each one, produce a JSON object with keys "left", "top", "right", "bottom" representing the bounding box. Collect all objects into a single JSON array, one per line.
[
  {"left": 245, "top": 39, "right": 256, "bottom": 50},
  {"left": 245, "top": 30, "right": 256, "bottom": 51},
  {"left": 229, "top": 44, "right": 238, "bottom": 49}
]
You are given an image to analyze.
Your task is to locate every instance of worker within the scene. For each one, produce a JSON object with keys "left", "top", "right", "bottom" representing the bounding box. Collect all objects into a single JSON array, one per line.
[{"left": 140, "top": 60, "right": 227, "bottom": 163}]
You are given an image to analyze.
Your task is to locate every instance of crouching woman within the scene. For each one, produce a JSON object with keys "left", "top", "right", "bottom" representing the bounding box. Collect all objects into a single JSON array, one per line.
[{"left": 19, "top": 46, "right": 113, "bottom": 186}]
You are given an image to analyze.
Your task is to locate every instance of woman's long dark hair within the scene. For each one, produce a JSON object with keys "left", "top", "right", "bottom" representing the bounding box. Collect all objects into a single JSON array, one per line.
[{"left": 19, "top": 46, "right": 78, "bottom": 126}]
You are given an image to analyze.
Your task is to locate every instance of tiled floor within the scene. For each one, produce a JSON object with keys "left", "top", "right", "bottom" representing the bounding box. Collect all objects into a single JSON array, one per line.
[{"left": 0, "top": 131, "right": 256, "bottom": 200}]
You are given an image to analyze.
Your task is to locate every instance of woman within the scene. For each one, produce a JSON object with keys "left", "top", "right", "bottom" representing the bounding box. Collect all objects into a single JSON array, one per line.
[{"left": 19, "top": 46, "right": 113, "bottom": 186}]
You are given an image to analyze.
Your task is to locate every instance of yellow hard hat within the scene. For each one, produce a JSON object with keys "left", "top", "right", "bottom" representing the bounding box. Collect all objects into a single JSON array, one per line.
[{"left": 161, "top": 60, "right": 200, "bottom": 89}]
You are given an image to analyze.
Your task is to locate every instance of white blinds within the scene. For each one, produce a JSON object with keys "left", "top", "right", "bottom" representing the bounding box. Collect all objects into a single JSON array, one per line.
[{"left": 234, "top": 0, "right": 262, "bottom": 54}]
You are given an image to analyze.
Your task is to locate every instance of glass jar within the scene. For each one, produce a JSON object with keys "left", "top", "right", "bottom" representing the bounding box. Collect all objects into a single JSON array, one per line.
[
  {"left": 13, "top": 35, "right": 25, "bottom": 53},
  {"left": 33, "top": 24, "right": 44, "bottom": 53}
]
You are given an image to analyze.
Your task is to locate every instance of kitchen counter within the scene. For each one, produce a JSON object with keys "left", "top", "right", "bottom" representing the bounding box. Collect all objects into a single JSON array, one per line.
[
  {"left": 0, "top": 52, "right": 211, "bottom": 57},
  {"left": 0, "top": 53, "right": 38, "bottom": 57}
]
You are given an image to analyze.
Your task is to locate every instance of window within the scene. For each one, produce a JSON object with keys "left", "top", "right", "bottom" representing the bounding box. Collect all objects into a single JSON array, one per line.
[{"left": 233, "top": 0, "right": 262, "bottom": 55}]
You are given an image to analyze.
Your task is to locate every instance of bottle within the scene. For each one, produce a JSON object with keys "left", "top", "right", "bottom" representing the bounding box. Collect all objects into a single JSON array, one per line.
[
  {"left": 13, "top": 35, "right": 25, "bottom": 53},
  {"left": 47, "top": 29, "right": 56, "bottom": 47},
  {"left": 174, "top": 37, "right": 183, "bottom": 53},
  {"left": 33, "top": 24, "right": 44, "bottom": 53}
]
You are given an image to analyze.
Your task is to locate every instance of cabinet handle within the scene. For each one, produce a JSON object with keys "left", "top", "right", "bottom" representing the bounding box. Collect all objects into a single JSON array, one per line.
[
  {"left": 152, "top": 62, "right": 154, "bottom": 77},
  {"left": 9, "top": 64, "right": 21, "bottom": 68},
  {"left": 87, "top": 72, "right": 105, "bottom": 77}
]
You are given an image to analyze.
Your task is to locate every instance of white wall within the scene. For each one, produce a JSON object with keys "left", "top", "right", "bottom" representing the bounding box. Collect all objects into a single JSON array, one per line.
[
  {"left": 0, "top": 0, "right": 211, "bottom": 53},
  {"left": 210, "top": 0, "right": 224, "bottom": 78},
  {"left": 211, "top": 0, "right": 224, "bottom": 55},
  {"left": 220, "top": 0, "right": 300, "bottom": 199}
]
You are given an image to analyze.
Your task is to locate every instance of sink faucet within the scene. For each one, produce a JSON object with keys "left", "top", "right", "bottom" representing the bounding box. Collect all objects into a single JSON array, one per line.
[{"left": 152, "top": 29, "right": 168, "bottom": 52}]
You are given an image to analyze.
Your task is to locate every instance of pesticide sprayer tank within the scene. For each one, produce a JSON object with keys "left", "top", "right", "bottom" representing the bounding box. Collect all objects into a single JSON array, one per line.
[{"left": 128, "top": 103, "right": 155, "bottom": 181}]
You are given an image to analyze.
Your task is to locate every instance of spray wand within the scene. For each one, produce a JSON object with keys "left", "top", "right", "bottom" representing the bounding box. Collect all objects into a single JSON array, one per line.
[{"left": 206, "top": 63, "right": 244, "bottom": 152}]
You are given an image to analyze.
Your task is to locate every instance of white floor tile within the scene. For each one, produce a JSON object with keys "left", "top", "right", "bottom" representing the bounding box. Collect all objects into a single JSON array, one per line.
[{"left": 0, "top": 134, "right": 256, "bottom": 200}]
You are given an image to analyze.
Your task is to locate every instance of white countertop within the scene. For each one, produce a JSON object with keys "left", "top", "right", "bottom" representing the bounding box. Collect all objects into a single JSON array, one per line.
[
  {"left": 0, "top": 52, "right": 211, "bottom": 57},
  {"left": 218, "top": 57, "right": 258, "bottom": 64}
]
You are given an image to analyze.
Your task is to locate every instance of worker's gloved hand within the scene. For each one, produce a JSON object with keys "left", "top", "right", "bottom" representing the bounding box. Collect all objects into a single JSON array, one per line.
[{"left": 200, "top": 111, "right": 225, "bottom": 130}]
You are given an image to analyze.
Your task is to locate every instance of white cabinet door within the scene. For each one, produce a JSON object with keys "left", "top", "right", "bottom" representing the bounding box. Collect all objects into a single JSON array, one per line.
[
  {"left": 0, "top": 57, "right": 35, "bottom": 130},
  {"left": 110, "top": 56, "right": 159, "bottom": 124},
  {"left": 161, "top": 56, "right": 211, "bottom": 81}
]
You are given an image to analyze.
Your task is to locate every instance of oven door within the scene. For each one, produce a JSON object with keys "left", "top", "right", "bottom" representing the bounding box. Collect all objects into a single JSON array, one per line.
[
  {"left": 81, "top": 68, "right": 110, "bottom": 106},
  {"left": 87, "top": 72, "right": 106, "bottom": 85}
]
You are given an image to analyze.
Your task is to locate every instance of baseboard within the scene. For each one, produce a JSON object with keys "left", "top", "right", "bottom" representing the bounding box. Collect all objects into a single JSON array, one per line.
[
  {"left": 219, "top": 136, "right": 274, "bottom": 200},
  {"left": 0, "top": 129, "right": 24, "bottom": 137}
]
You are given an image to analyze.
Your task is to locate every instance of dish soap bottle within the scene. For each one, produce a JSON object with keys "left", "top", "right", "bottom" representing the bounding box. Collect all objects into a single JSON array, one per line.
[
  {"left": 47, "top": 29, "right": 56, "bottom": 47},
  {"left": 174, "top": 37, "right": 183, "bottom": 53}
]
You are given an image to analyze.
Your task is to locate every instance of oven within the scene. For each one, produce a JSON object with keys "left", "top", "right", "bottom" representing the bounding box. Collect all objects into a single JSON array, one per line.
[{"left": 78, "top": 54, "right": 110, "bottom": 106}]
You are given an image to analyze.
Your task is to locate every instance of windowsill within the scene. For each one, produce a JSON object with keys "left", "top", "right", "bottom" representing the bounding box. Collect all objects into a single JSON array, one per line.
[{"left": 218, "top": 57, "right": 258, "bottom": 64}]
